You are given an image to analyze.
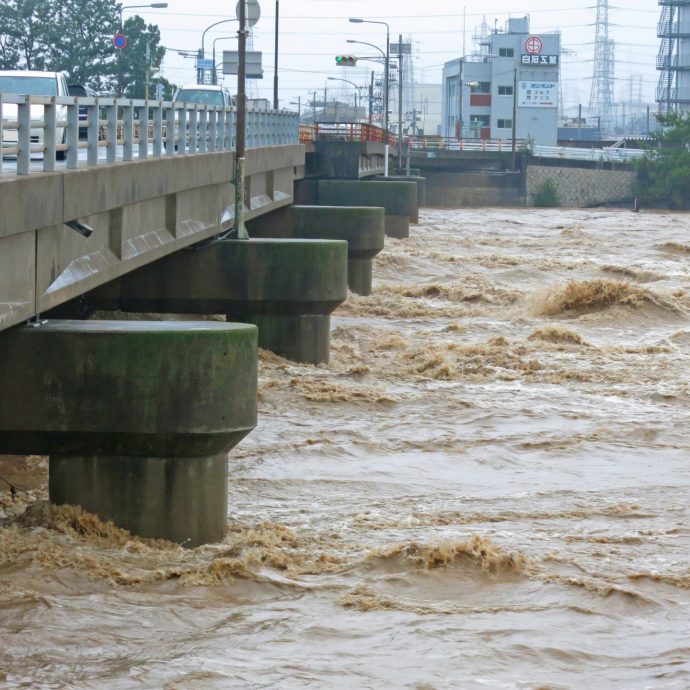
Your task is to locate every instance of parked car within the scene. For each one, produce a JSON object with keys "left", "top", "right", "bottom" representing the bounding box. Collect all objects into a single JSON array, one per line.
[
  {"left": 0, "top": 70, "right": 70, "bottom": 158},
  {"left": 67, "top": 83, "right": 96, "bottom": 139},
  {"left": 171, "top": 84, "right": 232, "bottom": 150},
  {"left": 173, "top": 84, "right": 232, "bottom": 107}
]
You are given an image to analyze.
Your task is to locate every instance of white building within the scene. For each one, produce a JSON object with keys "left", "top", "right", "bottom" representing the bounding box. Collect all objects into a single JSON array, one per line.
[
  {"left": 442, "top": 17, "right": 561, "bottom": 145},
  {"left": 388, "top": 83, "right": 443, "bottom": 136}
]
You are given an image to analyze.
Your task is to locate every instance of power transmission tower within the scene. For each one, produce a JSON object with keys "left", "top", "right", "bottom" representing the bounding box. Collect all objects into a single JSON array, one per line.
[
  {"left": 402, "top": 36, "right": 415, "bottom": 132},
  {"left": 589, "top": 0, "right": 615, "bottom": 134},
  {"left": 656, "top": 0, "right": 690, "bottom": 115}
]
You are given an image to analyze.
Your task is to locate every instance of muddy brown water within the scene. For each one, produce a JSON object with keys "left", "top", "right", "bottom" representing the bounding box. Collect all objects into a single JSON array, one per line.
[{"left": 1, "top": 208, "right": 689, "bottom": 689}]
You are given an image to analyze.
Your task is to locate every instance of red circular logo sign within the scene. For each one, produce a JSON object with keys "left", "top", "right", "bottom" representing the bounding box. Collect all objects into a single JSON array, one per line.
[
  {"left": 525, "top": 36, "right": 542, "bottom": 54},
  {"left": 113, "top": 32, "right": 127, "bottom": 49}
]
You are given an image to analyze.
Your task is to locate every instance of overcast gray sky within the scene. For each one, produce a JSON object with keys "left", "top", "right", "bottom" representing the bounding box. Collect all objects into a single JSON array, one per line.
[{"left": 137, "top": 0, "right": 660, "bottom": 113}]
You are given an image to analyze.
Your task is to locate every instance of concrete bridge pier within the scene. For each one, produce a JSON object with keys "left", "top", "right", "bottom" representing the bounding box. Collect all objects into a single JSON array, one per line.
[
  {"left": 116, "top": 238, "right": 348, "bottom": 364},
  {"left": 247, "top": 205, "right": 385, "bottom": 295},
  {"left": 295, "top": 179, "right": 418, "bottom": 239},
  {"left": 374, "top": 175, "right": 426, "bottom": 222},
  {"left": 0, "top": 320, "right": 258, "bottom": 546}
]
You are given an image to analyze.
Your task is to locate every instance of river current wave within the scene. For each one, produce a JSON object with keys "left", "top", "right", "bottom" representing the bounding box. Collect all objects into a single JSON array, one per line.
[{"left": 1, "top": 207, "right": 689, "bottom": 689}]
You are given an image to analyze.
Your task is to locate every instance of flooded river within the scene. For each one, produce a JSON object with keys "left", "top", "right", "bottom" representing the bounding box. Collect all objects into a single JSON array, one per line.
[{"left": 1, "top": 207, "right": 689, "bottom": 689}]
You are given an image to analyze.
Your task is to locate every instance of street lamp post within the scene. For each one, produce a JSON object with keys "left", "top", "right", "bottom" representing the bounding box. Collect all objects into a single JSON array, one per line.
[
  {"left": 511, "top": 67, "right": 518, "bottom": 171},
  {"left": 200, "top": 18, "right": 238, "bottom": 84},
  {"left": 456, "top": 57, "right": 464, "bottom": 139},
  {"left": 349, "top": 18, "right": 390, "bottom": 176},
  {"left": 212, "top": 35, "right": 236, "bottom": 85},
  {"left": 458, "top": 77, "right": 479, "bottom": 141},
  {"left": 118, "top": 3, "right": 168, "bottom": 97},
  {"left": 346, "top": 39, "right": 385, "bottom": 125},
  {"left": 327, "top": 77, "right": 362, "bottom": 120},
  {"left": 397, "top": 33, "right": 403, "bottom": 165},
  {"left": 454, "top": 54, "right": 496, "bottom": 140}
]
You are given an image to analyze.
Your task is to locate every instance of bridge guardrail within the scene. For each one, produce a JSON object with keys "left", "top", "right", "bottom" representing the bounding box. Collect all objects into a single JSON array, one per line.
[
  {"left": 408, "top": 136, "right": 520, "bottom": 152},
  {"left": 312, "top": 122, "right": 396, "bottom": 145},
  {"left": 407, "top": 135, "right": 648, "bottom": 163},
  {"left": 0, "top": 94, "right": 300, "bottom": 176},
  {"left": 532, "top": 144, "right": 647, "bottom": 162}
]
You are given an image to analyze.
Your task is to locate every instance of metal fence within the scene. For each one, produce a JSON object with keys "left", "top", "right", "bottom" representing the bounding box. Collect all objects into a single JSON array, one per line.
[
  {"left": 0, "top": 94, "right": 300, "bottom": 175},
  {"left": 532, "top": 145, "right": 647, "bottom": 163},
  {"left": 408, "top": 136, "right": 519, "bottom": 152},
  {"left": 311, "top": 122, "right": 395, "bottom": 144},
  {"left": 407, "top": 135, "right": 648, "bottom": 162}
]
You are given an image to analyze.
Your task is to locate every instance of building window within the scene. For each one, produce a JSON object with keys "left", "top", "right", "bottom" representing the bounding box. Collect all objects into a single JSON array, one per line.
[
  {"left": 497, "top": 85, "right": 513, "bottom": 96},
  {"left": 470, "top": 114, "right": 490, "bottom": 126},
  {"left": 497, "top": 118, "right": 513, "bottom": 129},
  {"left": 498, "top": 48, "right": 514, "bottom": 57},
  {"left": 471, "top": 81, "right": 491, "bottom": 94}
]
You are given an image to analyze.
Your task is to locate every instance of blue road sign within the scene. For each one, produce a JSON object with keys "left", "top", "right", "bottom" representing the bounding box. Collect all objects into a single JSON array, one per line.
[
  {"left": 113, "top": 33, "right": 127, "bottom": 49},
  {"left": 197, "top": 58, "right": 214, "bottom": 70}
]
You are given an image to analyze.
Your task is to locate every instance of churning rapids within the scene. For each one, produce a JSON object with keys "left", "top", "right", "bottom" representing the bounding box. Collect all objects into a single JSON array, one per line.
[{"left": 1, "top": 207, "right": 689, "bottom": 690}]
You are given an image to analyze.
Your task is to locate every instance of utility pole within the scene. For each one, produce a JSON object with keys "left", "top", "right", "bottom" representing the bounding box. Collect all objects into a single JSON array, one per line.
[
  {"left": 233, "top": 0, "right": 249, "bottom": 239},
  {"left": 273, "top": 0, "right": 279, "bottom": 109},
  {"left": 369, "top": 71, "right": 374, "bottom": 125},
  {"left": 197, "top": 48, "right": 203, "bottom": 85},
  {"left": 145, "top": 40, "right": 151, "bottom": 98}
]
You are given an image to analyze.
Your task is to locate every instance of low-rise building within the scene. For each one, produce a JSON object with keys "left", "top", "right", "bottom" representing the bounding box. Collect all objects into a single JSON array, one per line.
[{"left": 442, "top": 17, "right": 560, "bottom": 145}]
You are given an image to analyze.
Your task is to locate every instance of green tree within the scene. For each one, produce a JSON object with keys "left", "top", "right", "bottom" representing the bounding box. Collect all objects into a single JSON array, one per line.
[
  {"left": 531, "top": 178, "right": 560, "bottom": 207},
  {"left": 118, "top": 15, "right": 167, "bottom": 98},
  {"left": 636, "top": 112, "right": 690, "bottom": 210},
  {"left": 0, "top": 0, "right": 172, "bottom": 97},
  {"left": 42, "top": 0, "right": 119, "bottom": 92},
  {"left": 0, "top": 0, "right": 50, "bottom": 70},
  {"left": 149, "top": 75, "right": 176, "bottom": 100}
]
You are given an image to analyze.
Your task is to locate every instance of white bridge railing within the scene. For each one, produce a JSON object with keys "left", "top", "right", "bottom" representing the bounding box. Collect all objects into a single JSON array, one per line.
[
  {"left": 407, "top": 136, "right": 649, "bottom": 163},
  {"left": 0, "top": 94, "right": 300, "bottom": 175},
  {"left": 532, "top": 145, "right": 647, "bottom": 163}
]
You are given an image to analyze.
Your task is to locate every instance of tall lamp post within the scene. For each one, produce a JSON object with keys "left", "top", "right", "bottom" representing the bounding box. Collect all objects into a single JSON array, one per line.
[
  {"left": 511, "top": 67, "right": 518, "bottom": 171},
  {"left": 118, "top": 2, "right": 168, "bottom": 97},
  {"left": 454, "top": 54, "right": 496, "bottom": 140},
  {"left": 212, "top": 35, "right": 236, "bottom": 85},
  {"left": 346, "top": 39, "right": 384, "bottom": 125},
  {"left": 349, "top": 17, "right": 390, "bottom": 176},
  {"left": 327, "top": 77, "right": 362, "bottom": 120},
  {"left": 200, "top": 18, "right": 238, "bottom": 84},
  {"left": 458, "top": 78, "right": 479, "bottom": 140}
]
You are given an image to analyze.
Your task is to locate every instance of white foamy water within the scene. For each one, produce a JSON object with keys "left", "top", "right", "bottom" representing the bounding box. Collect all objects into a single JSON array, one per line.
[{"left": 1, "top": 207, "right": 690, "bottom": 689}]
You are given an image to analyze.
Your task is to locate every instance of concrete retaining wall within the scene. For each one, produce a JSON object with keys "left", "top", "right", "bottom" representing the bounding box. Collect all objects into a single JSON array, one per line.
[
  {"left": 526, "top": 165, "right": 636, "bottom": 207},
  {"left": 424, "top": 172, "right": 524, "bottom": 207},
  {"left": 421, "top": 165, "right": 636, "bottom": 209}
]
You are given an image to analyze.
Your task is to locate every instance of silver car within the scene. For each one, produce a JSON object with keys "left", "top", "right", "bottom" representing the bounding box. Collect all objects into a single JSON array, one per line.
[{"left": 0, "top": 70, "right": 70, "bottom": 159}]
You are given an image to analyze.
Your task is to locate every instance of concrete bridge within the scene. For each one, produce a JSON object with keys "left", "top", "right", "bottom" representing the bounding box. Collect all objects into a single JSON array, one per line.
[{"left": 0, "top": 99, "right": 421, "bottom": 546}]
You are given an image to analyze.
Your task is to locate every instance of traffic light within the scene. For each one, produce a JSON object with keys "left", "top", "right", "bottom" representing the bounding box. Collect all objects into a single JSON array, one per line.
[{"left": 335, "top": 55, "right": 357, "bottom": 66}]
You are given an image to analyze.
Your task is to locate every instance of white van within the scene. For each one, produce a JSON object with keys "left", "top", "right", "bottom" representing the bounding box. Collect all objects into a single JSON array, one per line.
[
  {"left": 0, "top": 70, "right": 70, "bottom": 158},
  {"left": 173, "top": 83, "right": 231, "bottom": 108}
]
